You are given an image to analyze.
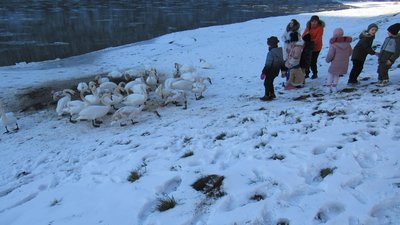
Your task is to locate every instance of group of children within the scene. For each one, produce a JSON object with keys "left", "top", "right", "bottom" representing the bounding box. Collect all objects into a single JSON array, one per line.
[{"left": 259, "top": 15, "right": 400, "bottom": 101}]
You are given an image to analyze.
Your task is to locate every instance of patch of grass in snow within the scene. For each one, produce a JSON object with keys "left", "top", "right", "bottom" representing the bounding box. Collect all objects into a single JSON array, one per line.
[
  {"left": 182, "top": 137, "right": 193, "bottom": 146},
  {"left": 279, "top": 110, "right": 289, "bottom": 116},
  {"left": 320, "top": 167, "right": 337, "bottom": 179},
  {"left": 311, "top": 109, "right": 346, "bottom": 117},
  {"left": 50, "top": 198, "right": 62, "bottom": 207},
  {"left": 250, "top": 194, "right": 265, "bottom": 201},
  {"left": 269, "top": 154, "right": 285, "bottom": 161},
  {"left": 192, "top": 175, "right": 225, "bottom": 198},
  {"left": 270, "top": 132, "right": 278, "bottom": 137},
  {"left": 340, "top": 87, "right": 357, "bottom": 93},
  {"left": 276, "top": 218, "right": 290, "bottom": 225},
  {"left": 157, "top": 195, "right": 177, "bottom": 212},
  {"left": 16, "top": 171, "right": 30, "bottom": 178},
  {"left": 215, "top": 132, "right": 226, "bottom": 141},
  {"left": 227, "top": 114, "right": 236, "bottom": 119},
  {"left": 181, "top": 150, "right": 194, "bottom": 158},
  {"left": 293, "top": 94, "right": 311, "bottom": 101},
  {"left": 127, "top": 170, "right": 142, "bottom": 183},
  {"left": 241, "top": 117, "right": 254, "bottom": 124},
  {"left": 141, "top": 131, "right": 151, "bottom": 136},
  {"left": 254, "top": 142, "right": 267, "bottom": 149},
  {"left": 368, "top": 130, "right": 379, "bottom": 136}
]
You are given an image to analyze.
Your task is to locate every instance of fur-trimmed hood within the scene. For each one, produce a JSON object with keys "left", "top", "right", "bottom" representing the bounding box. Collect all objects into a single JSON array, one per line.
[
  {"left": 359, "top": 30, "right": 375, "bottom": 39},
  {"left": 306, "top": 19, "right": 325, "bottom": 29}
]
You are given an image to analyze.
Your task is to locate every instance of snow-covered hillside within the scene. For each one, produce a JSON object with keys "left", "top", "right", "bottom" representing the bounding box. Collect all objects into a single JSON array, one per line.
[{"left": 0, "top": 2, "right": 400, "bottom": 225}]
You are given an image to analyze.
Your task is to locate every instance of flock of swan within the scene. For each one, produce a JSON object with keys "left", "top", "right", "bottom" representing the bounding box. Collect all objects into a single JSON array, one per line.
[{"left": 53, "top": 61, "right": 213, "bottom": 127}]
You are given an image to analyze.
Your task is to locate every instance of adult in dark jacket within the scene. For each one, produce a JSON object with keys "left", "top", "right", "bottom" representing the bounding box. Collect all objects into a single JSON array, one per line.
[
  {"left": 260, "top": 36, "right": 284, "bottom": 101},
  {"left": 348, "top": 23, "right": 379, "bottom": 85}
]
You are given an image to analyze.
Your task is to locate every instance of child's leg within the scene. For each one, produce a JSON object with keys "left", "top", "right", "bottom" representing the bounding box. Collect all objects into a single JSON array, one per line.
[
  {"left": 263, "top": 77, "right": 269, "bottom": 96},
  {"left": 332, "top": 74, "right": 340, "bottom": 86},
  {"left": 269, "top": 77, "right": 276, "bottom": 97},
  {"left": 326, "top": 73, "right": 334, "bottom": 86},
  {"left": 377, "top": 62, "right": 390, "bottom": 81},
  {"left": 310, "top": 51, "right": 320, "bottom": 77},
  {"left": 348, "top": 60, "right": 364, "bottom": 83}
]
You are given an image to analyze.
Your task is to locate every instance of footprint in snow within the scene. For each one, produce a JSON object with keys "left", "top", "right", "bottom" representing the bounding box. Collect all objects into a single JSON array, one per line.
[
  {"left": 0, "top": 192, "right": 39, "bottom": 214},
  {"left": 353, "top": 150, "right": 379, "bottom": 169},
  {"left": 314, "top": 202, "right": 345, "bottom": 223},
  {"left": 137, "top": 198, "right": 158, "bottom": 224},
  {"left": 156, "top": 175, "right": 182, "bottom": 195},
  {"left": 369, "top": 197, "right": 400, "bottom": 224}
]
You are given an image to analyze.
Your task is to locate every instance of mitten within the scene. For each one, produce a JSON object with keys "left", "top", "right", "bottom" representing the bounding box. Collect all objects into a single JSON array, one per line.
[{"left": 260, "top": 73, "right": 266, "bottom": 80}]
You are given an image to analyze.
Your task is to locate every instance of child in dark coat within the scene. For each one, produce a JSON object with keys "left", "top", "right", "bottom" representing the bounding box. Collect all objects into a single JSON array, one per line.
[
  {"left": 348, "top": 23, "right": 379, "bottom": 85},
  {"left": 260, "top": 36, "right": 284, "bottom": 101},
  {"left": 376, "top": 23, "right": 400, "bottom": 87},
  {"left": 300, "top": 32, "right": 314, "bottom": 78}
]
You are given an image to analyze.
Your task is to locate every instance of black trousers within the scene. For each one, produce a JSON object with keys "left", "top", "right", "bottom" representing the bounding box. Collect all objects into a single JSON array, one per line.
[
  {"left": 264, "top": 75, "right": 275, "bottom": 97},
  {"left": 348, "top": 59, "right": 364, "bottom": 83},
  {"left": 310, "top": 51, "right": 320, "bottom": 75}
]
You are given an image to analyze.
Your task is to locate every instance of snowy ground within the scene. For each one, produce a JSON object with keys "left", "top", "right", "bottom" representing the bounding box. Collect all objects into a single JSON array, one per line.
[{"left": 1, "top": 1, "right": 400, "bottom": 225}]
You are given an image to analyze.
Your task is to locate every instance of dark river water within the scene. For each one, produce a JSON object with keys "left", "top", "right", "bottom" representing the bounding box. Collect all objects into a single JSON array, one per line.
[{"left": 0, "top": 0, "right": 351, "bottom": 67}]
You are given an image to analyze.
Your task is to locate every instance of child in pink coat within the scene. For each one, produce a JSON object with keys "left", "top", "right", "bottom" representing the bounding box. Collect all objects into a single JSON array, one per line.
[{"left": 326, "top": 28, "right": 353, "bottom": 92}]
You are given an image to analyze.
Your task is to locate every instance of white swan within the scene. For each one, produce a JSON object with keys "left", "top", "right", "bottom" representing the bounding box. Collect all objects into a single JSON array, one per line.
[
  {"left": 124, "top": 78, "right": 148, "bottom": 94},
  {"left": 80, "top": 82, "right": 100, "bottom": 105},
  {"left": 102, "top": 86, "right": 125, "bottom": 109},
  {"left": 0, "top": 103, "right": 19, "bottom": 133},
  {"left": 165, "top": 78, "right": 193, "bottom": 92},
  {"left": 122, "top": 89, "right": 148, "bottom": 107},
  {"left": 156, "top": 84, "right": 187, "bottom": 109},
  {"left": 63, "top": 99, "right": 86, "bottom": 123},
  {"left": 56, "top": 89, "right": 75, "bottom": 116},
  {"left": 192, "top": 79, "right": 208, "bottom": 100},
  {"left": 95, "top": 75, "right": 110, "bottom": 84},
  {"left": 200, "top": 58, "right": 214, "bottom": 69},
  {"left": 77, "top": 82, "right": 89, "bottom": 92},
  {"left": 174, "top": 63, "right": 195, "bottom": 78},
  {"left": 145, "top": 68, "right": 159, "bottom": 87},
  {"left": 76, "top": 94, "right": 112, "bottom": 127},
  {"left": 97, "top": 81, "right": 118, "bottom": 95},
  {"left": 111, "top": 104, "right": 145, "bottom": 126},
  {"left": 108, "top": 70, "right": 123, "bottom": 79}
]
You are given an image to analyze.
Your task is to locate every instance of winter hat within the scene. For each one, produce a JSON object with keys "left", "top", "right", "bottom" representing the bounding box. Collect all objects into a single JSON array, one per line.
[
  {"left": 333, "top": 28, "right": 344, "bottom": 38},
  {"left": 367, "top": 23, "right": 378, "bottom": 32},
  {"left": 387, "top": 23, "right": 400, "bottom": 35},
  {"left": 290, "top": 32, "right": 299, "bottom": 42},
  {"left": 310, "top": 15, "right": 320, "bottom": 22},
  {"left": 267, "top": 36, "right": 279, "bottom": 47}
]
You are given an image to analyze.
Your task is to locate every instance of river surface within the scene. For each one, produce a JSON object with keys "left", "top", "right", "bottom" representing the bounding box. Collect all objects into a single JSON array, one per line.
[{"left": 0, "top": 0, "right": 350, "bottom": 66}]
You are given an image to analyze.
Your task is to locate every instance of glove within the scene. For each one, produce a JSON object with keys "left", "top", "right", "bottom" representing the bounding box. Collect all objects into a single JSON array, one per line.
[{"left": 260, "top": 73, "right": 266, "bottom": 80}]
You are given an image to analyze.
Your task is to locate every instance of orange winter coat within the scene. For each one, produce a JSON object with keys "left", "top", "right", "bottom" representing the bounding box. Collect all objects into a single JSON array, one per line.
[{"left": 303, "top": 21, "right": 324, "bottom": 52}]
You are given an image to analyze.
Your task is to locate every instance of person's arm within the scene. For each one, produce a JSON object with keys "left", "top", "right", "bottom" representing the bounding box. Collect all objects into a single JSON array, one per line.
[
  {"left": 363, "top": 37, "right": 376, "bottom": 55},
  {"left": 326, "top": 45, "right": 335, "bottom": 63}
]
